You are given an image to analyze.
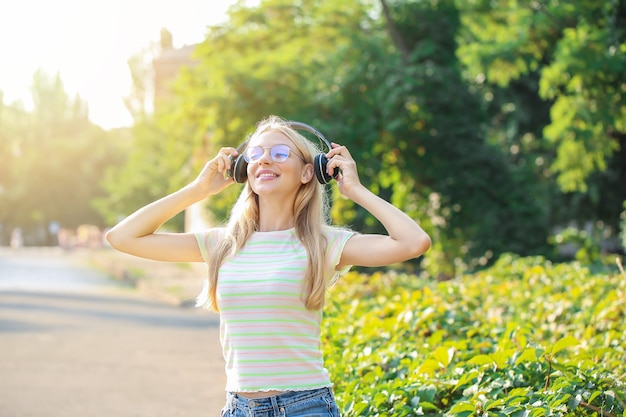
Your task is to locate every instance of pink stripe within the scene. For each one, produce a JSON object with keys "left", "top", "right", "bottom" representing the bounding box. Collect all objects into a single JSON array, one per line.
[
  {"left": 220, "top": 311, "right": 318, "bottom": 320},
  {"left": 231, "top": 364, "right": 315, "bottom": 369},
  {"left": 228, "top": 323, "right": 317, "bottom": 328},
  {"left": 220, "top": 297, "right": 301, "bottom": 301},
  {"left": 227, "top": 337, "right": 318, "bottom": 342},
  {"left": 219, "top": 283, "right": 301, "bottom": 289},
  {"left": 232, "top": 247, "right": 304, "bottom": 254},
  {"left": 237, "top": 374, "right": 328, "bottom": 383},
  {"left": 221, "top": 309, "right": 316, "bottom": 314},
  {"left": 233, "top": 351, "right": 319, "bottom": 356}
]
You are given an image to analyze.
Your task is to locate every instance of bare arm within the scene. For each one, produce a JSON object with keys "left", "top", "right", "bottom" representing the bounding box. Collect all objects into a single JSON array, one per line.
[
  {"left": 105, "top": 147, "right": 238, "bottom": 262},
  {"left": 325, "top": 144, "right": 431, "bottom": 268}
]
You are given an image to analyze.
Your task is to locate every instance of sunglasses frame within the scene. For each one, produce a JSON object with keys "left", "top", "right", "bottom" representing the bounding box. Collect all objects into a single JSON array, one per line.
[{"left": 242, "top": 144, "right": 303, "bottom": 163}]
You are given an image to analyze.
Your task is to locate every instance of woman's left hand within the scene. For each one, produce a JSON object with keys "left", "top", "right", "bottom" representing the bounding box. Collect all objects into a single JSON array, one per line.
[{"left": 325, "top": 143, "right": 364, "bottom": 198}]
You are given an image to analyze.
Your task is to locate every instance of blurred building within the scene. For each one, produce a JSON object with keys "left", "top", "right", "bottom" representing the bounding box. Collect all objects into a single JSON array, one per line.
[
  {"left": 152, "top": 29, "right": 198, "bottom": 108},
  {"left": 151, "top": 29, "right": 209, "bottom": 232}
]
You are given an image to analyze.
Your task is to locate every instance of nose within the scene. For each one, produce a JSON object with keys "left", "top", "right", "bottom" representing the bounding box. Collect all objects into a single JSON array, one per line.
[{"left": 256, "top": 148, "right": 273, "bottom": 164}]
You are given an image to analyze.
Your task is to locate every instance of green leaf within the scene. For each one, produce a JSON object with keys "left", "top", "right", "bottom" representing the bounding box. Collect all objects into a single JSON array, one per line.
[
  {"left": 485, "top": 398, "right": 506, "bottom": 410},
  {"left": 353, "top": 401, "right": 370, "bottom": 415},
  {"left": 433, "top": 346, "right": 455, "bottom": 367},
  {"left": 453, "top": 369, "right": 480, "bottom": 391},
  {"left": 515, "top": 348, "right": 539, "bottom": 365},
  {"left": 416, "top": 384, "right": 437, "bottom": 403},
  {"left": 449, "top": 402, "right": 476, "bottom": 413},
  {"left": 419, "top": 401, "right": 439, "bottom": 411},
  {"left": 549, "top": 336, "right": 579, "bottom": 355},
  {"left": 468, "top": 354, "right": 495, "bottom": 366},
  {"left": 417, "top": 359, "right": 441, "bottom": 375}
]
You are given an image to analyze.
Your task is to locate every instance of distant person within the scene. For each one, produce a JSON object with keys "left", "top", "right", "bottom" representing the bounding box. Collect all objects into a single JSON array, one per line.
[
  {"left": 10, "top": 227, "right": 23, "bottom": 249},
  {"left": 48, "top": 221, "right": 60, "bottom": 246},
  {"left": 106, "top": 115, "right": 431, "bottom": 416}
]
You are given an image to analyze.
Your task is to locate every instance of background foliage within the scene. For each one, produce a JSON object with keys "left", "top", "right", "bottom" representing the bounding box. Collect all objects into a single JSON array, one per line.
[
  {"left": 323, "top": 256, "right": 625, "bottom": 416},
  {"left": 3, "top": 0, "right": 625, "bottom": 268},
  {"left": 95, "top": 0, "right": 625, "bottom": 276},
  {"left": 0, "top": 71, "right": 125, "bottom": 244}
]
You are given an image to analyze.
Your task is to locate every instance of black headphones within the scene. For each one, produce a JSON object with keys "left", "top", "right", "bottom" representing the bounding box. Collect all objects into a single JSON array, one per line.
[{"left": 226, "top": 121, "right": 339, "bottom": 184}]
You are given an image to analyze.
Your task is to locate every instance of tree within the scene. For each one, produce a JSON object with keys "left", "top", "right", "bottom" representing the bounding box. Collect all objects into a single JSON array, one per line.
[
  {"left": 457, "top": 0, "right": 626, "bottom": 188},
  {"left": 327, "top": 0, "right": 549, "bottom": 275},
  {"left": 457, "top": 0, "right": 626, "bottom": 249},
  {"left": 0, "top": 70, "right": 124, "bottom": 245},
  {"left": 99, "top": 0, "right": 549, "bottom": 272},
  {"left": 155, "top": 0, "right": 384, "bottom": 223},
  {"left": 100, "top": 0, "right": 624, "bottom": 270},
  {"left": 96, "top": 30, "right": 200, "bottom": 229}
]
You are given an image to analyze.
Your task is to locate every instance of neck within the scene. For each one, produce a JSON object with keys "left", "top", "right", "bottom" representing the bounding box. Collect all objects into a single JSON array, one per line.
[{"left": 257, "top": 197, "right": 296, "bottom": 232}]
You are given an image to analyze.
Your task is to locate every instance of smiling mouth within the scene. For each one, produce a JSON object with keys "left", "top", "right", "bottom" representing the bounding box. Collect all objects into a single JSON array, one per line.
[{"left": 257, "top": 173, "right": 279, "bottom": 179}]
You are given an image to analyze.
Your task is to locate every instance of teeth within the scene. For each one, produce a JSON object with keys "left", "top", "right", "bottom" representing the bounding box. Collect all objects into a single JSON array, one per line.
[{"left": 259, "top": 173, "right": 277, "bottom": 177}]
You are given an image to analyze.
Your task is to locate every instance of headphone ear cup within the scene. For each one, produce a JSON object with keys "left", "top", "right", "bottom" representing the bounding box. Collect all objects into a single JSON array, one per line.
[
  {"left": 229, "top": 155, "right": 248, "bottom": 183},
  {"left": 314, "top": 154, "right": 338, "bottom": 184}
]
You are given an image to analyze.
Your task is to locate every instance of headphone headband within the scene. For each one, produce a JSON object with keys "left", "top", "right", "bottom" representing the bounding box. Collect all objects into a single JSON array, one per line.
[{"left": 286, "top": 121, "right": 333, "bottom": 151}]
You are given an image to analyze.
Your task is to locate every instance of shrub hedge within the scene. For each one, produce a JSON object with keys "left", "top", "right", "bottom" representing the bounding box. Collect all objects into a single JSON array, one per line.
[{"left": 323, "top": 254, "right": 625, "bottom": 416}]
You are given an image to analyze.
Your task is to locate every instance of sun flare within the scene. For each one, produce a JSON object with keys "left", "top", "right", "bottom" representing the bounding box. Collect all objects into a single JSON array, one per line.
[{"left": 0, "top": 0, "right": 234, "bottom": 129}]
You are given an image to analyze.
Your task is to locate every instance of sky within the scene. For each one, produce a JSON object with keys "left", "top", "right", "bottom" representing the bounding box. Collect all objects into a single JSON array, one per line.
[{"left": 0, "top": 0, "right": 238, "bottom": 130}]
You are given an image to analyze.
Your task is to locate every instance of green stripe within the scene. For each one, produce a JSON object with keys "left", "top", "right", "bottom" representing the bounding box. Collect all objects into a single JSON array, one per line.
[
  {"left": 223, "top": 291, "right": 300, "bottom": 297},
  {"left": 228, "top": 318, "right": 315, "bottom": 324},
  {"left": 221, "top": 278, "right": 301, "bottom": 284},
  {"left": 233, "top": 345, "right": 313, "bottom": 350},
  {"left": 237, "top": 358, "right": 317, "bottom": 364},
  {"left": 220, "top": 305, "right": 307, "bottom": 311},
  {"left": 229, "top": 332, "right": 313, "bottom": 337},
  {"left": 229, "top": 255, "right": 307, "bottom": 262},
  {"left": 239, "top": 246, "right": 306, "bottom": 256},
  {"left": 221, "top": 266, "right": 305, "bottom": 273},
  {"left": 244, "top": 382, "right": 329, "bottom": 390},
  {"left": 245, "top": 239, "right": 297, "bottom": 246},
  {"left": 240, "top": 370, "right": 316, "bottom": 377}
]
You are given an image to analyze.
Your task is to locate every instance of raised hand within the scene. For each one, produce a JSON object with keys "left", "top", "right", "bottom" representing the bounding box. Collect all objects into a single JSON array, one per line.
[
  {"left": 325, "top": 142, "right": 363, "bottom": 198},
  {"left": 192, "top": 147, "right": 238, "bottom": 197}
]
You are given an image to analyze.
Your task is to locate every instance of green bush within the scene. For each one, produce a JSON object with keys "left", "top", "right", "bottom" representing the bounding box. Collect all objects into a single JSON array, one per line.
[
  {"left": 620, "top": 201, "right": 626, "bottom": 251},
  {"left": 323, "top": 255, "right": 625, "bottom": 416}
]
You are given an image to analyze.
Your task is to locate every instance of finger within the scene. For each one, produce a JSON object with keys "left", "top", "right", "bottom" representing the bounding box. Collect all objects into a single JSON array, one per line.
[
  {"left": 328, "top": 157, "right": 358, "bottom": 179},
  {"left": 327, "top": 142, "right": 351, "bottom": 159},
  {"left": 219, "top": 147, "right": 239, "bottom": 156},
  {"left": 326, "top": 155, "right": 344, "bottom": 177},
  {"left": 213, "top": 147, "right": 238, "bottom": 171},
  {"left": 327, "top": 142, "right": 342, "bottom": 156},
  {"left": 216, "top": 157, "right": 225, "bottom": 172}
]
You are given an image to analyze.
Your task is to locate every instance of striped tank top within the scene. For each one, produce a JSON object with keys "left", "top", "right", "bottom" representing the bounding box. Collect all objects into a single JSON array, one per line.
[{"left": 195, "top": 227, "right": 354, "bottom": 393}]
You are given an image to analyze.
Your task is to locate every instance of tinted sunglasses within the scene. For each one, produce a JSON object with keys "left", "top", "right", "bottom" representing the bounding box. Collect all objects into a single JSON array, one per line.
[{"left": 243, "top": 144, "right": 304, "bottom": 163}]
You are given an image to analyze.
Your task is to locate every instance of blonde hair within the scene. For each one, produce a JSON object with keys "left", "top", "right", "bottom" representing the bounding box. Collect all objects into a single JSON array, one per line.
[{"left": 198, "top": 115, "right": 332, "bottom": 312}]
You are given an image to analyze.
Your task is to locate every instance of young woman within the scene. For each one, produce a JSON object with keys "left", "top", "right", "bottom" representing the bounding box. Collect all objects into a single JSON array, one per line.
[{"left": 106, "top": 115, "right": 431, "bottom": 417}]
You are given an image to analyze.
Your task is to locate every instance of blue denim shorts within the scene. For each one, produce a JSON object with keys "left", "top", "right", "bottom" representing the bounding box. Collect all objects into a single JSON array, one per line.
[{"left": 220, "top": 387, "right": 341, "bottom": 417}]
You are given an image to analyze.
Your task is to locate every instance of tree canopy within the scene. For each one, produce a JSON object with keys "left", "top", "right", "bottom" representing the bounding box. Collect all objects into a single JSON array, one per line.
[
  {"left": 94, "top": 0, "right": 626, "bottom": 273},
  {"left": 458, "top": 0, "right": 625, "bottom": 194},
  {"left": 0, "top": 70, "right": 125, "bottom": 244},
  {"left": 5, "top": 0, "right": 625, "bottom": 271}
]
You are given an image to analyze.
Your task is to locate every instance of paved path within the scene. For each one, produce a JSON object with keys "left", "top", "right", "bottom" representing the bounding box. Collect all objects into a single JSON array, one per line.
[{"left": 0, "top": 248, "right": 225, "bottom": 417}]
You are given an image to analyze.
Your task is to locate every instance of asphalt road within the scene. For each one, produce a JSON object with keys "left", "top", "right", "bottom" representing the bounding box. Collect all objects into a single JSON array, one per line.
[{"left": 0, "top": 248, "right": 225, "bottom": 417}]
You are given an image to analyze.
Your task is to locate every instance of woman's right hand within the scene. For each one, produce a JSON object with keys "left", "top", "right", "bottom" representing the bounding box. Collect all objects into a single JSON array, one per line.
[
  {"left": 105, "top": 146, "right": 242, "bottom": 263},
  {"left": 191, "top": 147, "right": 239, "bottom": 197}
]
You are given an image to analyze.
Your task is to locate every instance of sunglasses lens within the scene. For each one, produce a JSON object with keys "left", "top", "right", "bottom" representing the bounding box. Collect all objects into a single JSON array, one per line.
[
  {"left": 270, "top": 145, "right": 290, "bottom": 162},
  {"left": 244, "top": 147, "right": 263, "bottom": 162},
  {"left": 243, "top": 145, "right": 292, "bottom": 163}
]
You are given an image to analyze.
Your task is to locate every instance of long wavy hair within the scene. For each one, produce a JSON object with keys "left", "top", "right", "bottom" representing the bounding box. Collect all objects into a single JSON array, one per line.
[{"left": 197, "top": 115, "right": 332, "bottom": 312}]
